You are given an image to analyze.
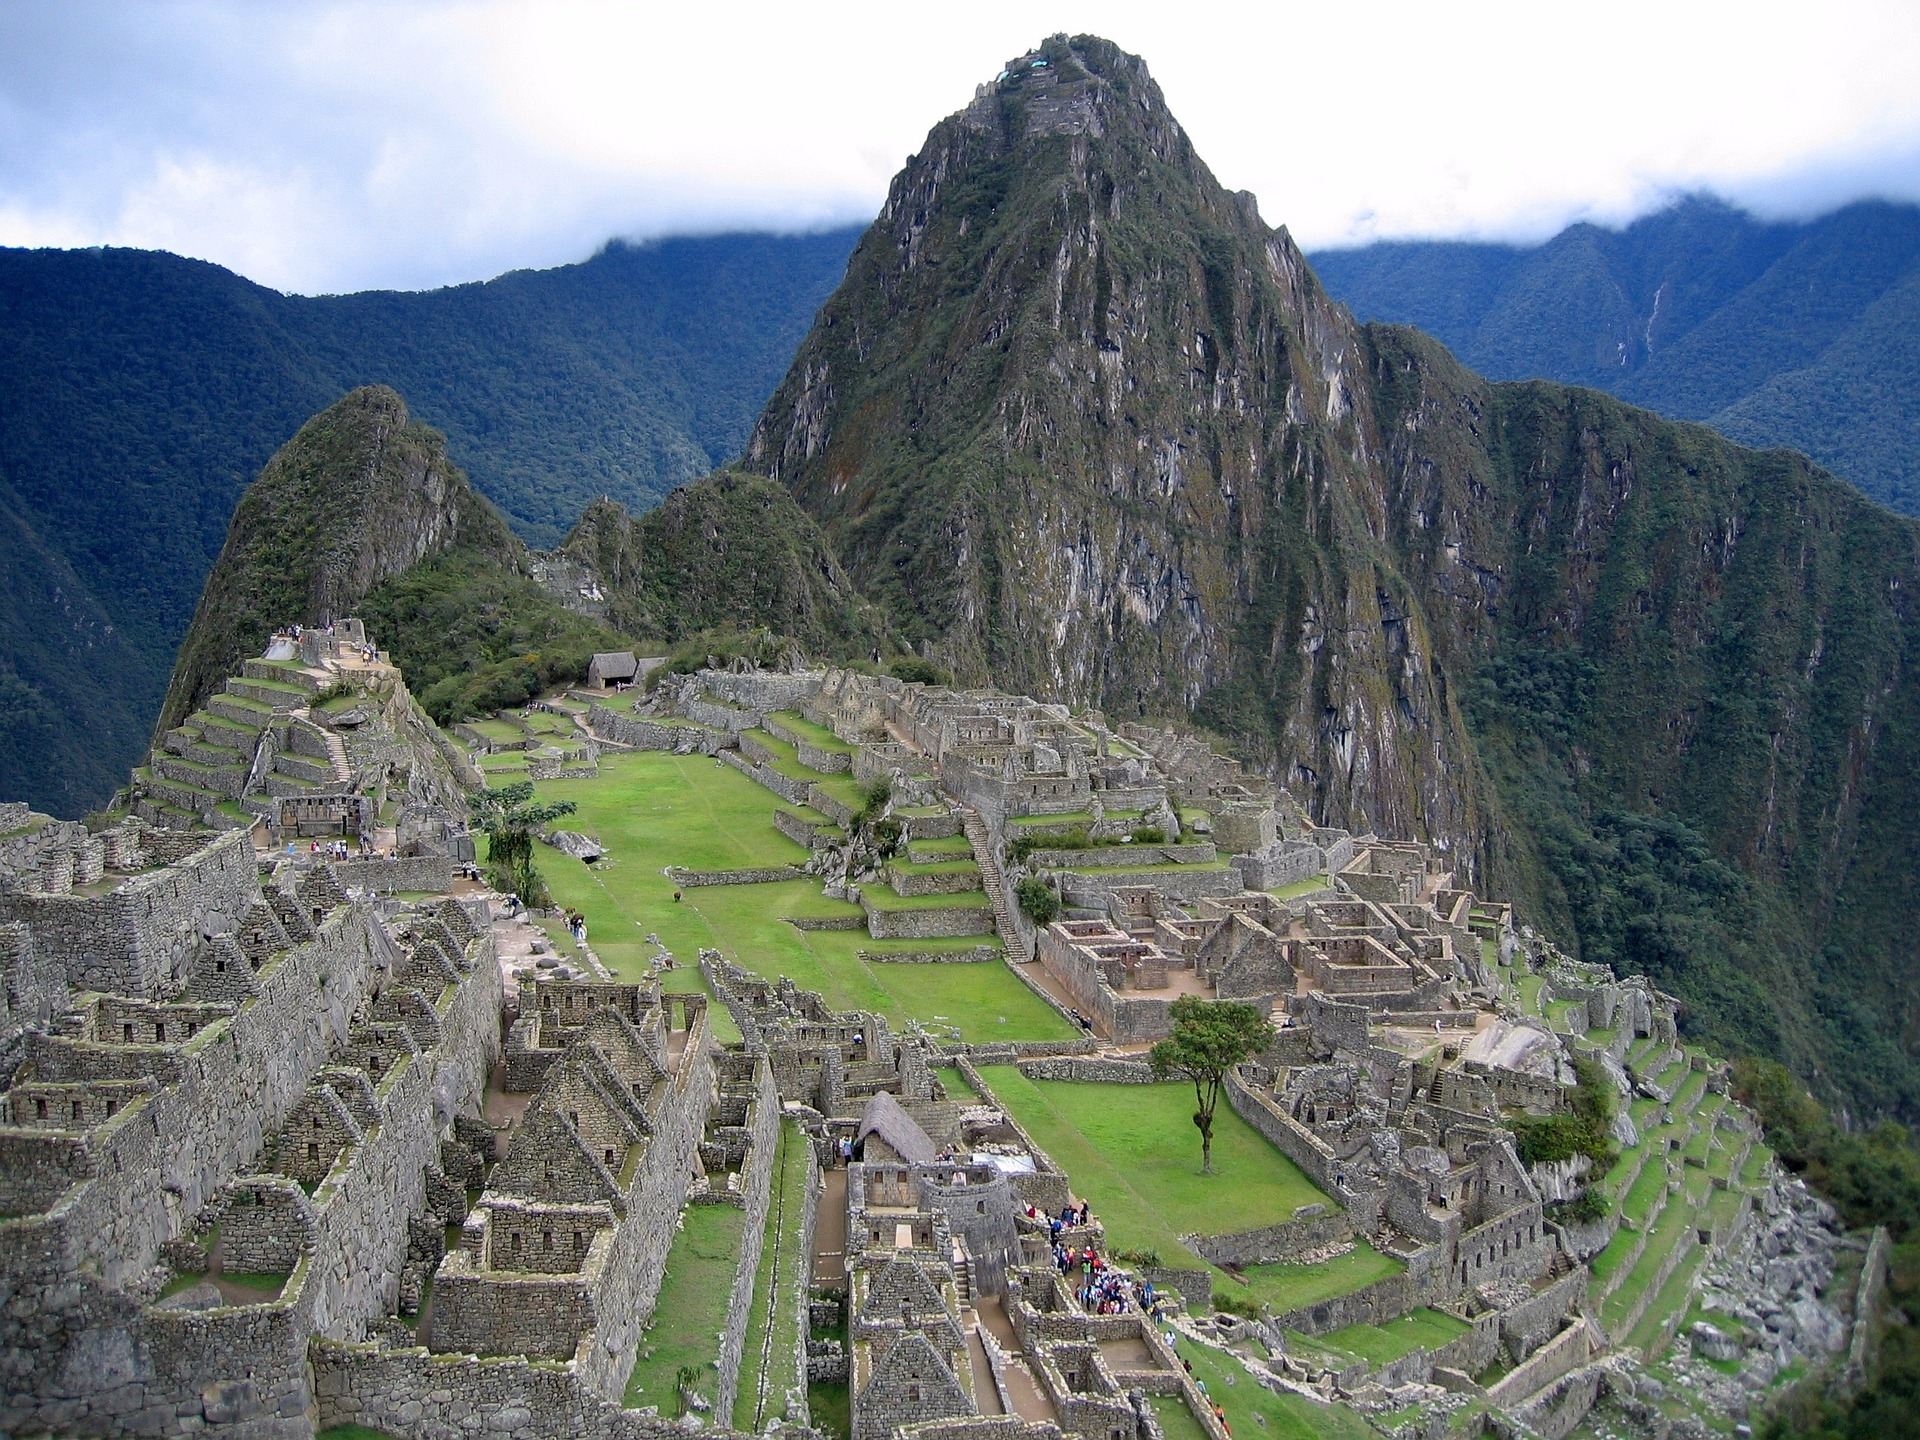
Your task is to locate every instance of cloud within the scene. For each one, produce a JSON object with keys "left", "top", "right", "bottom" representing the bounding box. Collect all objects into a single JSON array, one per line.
[{"left": 2, "top": 0, "right": 1919, "bottom": 292}]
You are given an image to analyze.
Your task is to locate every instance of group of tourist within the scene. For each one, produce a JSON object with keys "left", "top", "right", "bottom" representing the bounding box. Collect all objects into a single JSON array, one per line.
[
  {"left": 1027, "top": 1200, "right": 1092, "bottom": 1237},
  {"left": 288, "top": 838, "right": 358, "bottom": 859},
  {"left": 562, "top": 907, "right": 589, "bottom": 949}
]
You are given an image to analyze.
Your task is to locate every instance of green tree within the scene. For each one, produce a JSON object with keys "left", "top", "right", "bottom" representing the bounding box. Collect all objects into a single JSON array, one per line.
[
  {"left": 469, "top": 780, "right": 576, "bottom": 907},
  {"left": 1015, "top": 876, "right": 1059, "bottom": 926},
  {"left": 1149, "top": 997, "right": 1277, "bottom": 1174}
]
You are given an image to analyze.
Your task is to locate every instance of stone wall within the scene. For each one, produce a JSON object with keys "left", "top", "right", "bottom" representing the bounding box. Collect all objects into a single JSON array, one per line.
[
  {"left": 0, "top": 830, "right": 258, "bottom": 998},
  {"left": 861, "top": 900, "right": 994, "bottom": 940},
  {"left": 0, "top": 900, "right": 502, "bottom": 1439},
  {"left": 335, "top": 855, "right": 455, "bottom": 895},
  {"left": 713, "top": 1058, "right": 781, "bottom": 1425},
  {"left": 1014, "top": 1056, "right": 1156, "bottom": 1083},
  {"left": 1189, "top": 1211, "right": 1354, "bottom": 1268},
  {"left": 668, "top": 865, "right": 807, "bottom": 888},
  {"left": 884, "top": 864, "right": 986, "bottom": 899},
  {"left": 1271, "top": 1242, "right": 1450, "bottom": 1336},
  {"left": 314, "top": 1341, "right": 762, "bottom": 1440},
  {"left": 585, "top": 707, "right": 730, "bottom": 755},
  {"left": 860, "top": 946, "right": 1000, "bottom": 964},
  {"left": 1059, "top": 867, "right": 1240, "bottom": 906}
]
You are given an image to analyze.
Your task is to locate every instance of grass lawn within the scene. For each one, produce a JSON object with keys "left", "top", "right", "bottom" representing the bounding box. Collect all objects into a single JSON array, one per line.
[
  {"left": 1172, "top": 1338, "right": 1375, "bottom": 1440},
  {"left": 735, "top": 1121, "right": 809, "bottom": 1431},
  {"left": 1230, "top": 1245, "right": 1403, "bottom": 1314},
  {"left": 1270, "top": 877, "right": 1330, "bottom": 900},
  {"left": 767, "top": 711, "right": 855, "bottom": 753},
  {"left": 978, "top": 1068, "right": 1332, "bottom": 1263},
  {"left": 1313, "top": 1308, "right": 1469, "bottom": 1364},
  {"left": 624, "top": 1203, "right": 749, "bottom": 1412},
  {"left": 908, "top": 834, "right": 974, "bottom": 856},
  {"left": 1009, "top": 810, "right": 1143, "bottom": 829},
  {"left": 1150, "top": 1394, "right": 1210, "bottom": 1440},
  {"left": 888, "top": 857, "right": 981, "bottom": 876},
  {"left": 534, "top": 755, "right": 1067, "bottom": 1044},
  {"left": 936, "top": 1066, "right": 979, "bottom": 1101}
]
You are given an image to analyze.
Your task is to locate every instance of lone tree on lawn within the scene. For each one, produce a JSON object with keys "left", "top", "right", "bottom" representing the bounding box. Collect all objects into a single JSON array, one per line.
[
  {"left": 468, "top": 780, "right": 576, "bottom": 908},
  {"left": 1149, "top": 996, "right": 1276, "bottom": 1174}
]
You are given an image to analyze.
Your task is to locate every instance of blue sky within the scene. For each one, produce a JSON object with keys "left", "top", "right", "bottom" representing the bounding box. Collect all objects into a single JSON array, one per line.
[{"left": 3, "top": 0, "right": 1918, "bottom": 294}]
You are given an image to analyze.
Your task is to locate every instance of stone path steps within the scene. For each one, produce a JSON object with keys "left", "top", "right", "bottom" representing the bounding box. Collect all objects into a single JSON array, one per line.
[
  {"left": 320, "top": 728, "right": 352, "bottom": 784},
  {"left": 961, "top": 806, "right": 1030, "bottom": 961}
]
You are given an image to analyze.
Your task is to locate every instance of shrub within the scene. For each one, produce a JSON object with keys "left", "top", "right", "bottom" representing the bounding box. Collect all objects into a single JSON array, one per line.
[
  {"left": 1131, "top": 826, "right": 1165, "bottom": 844},
  {"left": 886, "top": 655, "right": 950, "bottom": 686},
  {"left": 1015, "top": 876, "right": 1059, "bottom": 925}
]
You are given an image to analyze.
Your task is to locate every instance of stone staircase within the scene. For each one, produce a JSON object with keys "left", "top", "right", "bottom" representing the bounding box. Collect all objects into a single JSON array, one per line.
[
  {"left": 319, "top": 728, "right": 352, "bottom": 785},
  {"left": 961, "top": 806, "right": 1031, "bottom": 961}
]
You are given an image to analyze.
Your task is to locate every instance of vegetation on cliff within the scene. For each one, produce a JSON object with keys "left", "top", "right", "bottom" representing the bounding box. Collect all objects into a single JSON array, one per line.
[
  {"left": 558, "top": 473, "right": 895, "bottom": 658},
  {"left": 1313, "top": 194, "right": 1920, "bottom": 516},
  {"left": 156, "top": 385, "right": 521, "bottom": 739},
  {"left": 357, "top": 549, "right": 634, "bottom": 725}
]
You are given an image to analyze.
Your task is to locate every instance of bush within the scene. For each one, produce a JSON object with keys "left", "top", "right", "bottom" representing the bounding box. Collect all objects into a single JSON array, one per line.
[
  {"left": 886, "top": 655, "right": 950, "bottom": 686},
  {"left": 1211, "top": 1292, "right": 1260, "bottom": 1320},
  {"left": 869, "top": 817, "right": 902, "bottom": 859},
  {"left": 1509, "top": 1055, "right": 1617, "bottom": 1170},
  {"left": 1131, "top": 826, "right": 1165, "bottom": 844},
  {"left": 1015, "top": 876, "right": 1059, "bottom": 926},
  {"left": 1009, "top": 825, "right": 1092, "bottom": 863}
]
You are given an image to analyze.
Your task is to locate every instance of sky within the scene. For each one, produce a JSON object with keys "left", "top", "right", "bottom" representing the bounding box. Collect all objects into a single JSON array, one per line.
[{"left": 3, "top": 0, "right": 1919, "bottom": 295}]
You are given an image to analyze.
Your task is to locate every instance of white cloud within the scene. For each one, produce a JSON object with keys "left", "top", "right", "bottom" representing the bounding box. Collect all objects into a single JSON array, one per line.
[{"left": 2, "top": 0, "right": 1918, "bottom": 292}]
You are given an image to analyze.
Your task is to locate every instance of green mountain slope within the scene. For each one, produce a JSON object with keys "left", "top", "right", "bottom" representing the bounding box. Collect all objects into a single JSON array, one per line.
[
  {"left": 157, "top": 386, "right": 524, "bottom": 737},
  {"left": 1310, "top": 196, "right": 1920, "bottom": 515},
  {"left": 0, "top": 228, "right": 858, "bottom": 812},
  {"left": 557, "top": 475, "right": 895, "bottom": 655},
  {"left": 748, "top": 36, "right": 1920, "bottom": 1119}
]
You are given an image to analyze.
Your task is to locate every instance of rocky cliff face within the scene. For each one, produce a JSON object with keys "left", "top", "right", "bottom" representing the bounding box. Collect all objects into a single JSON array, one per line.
[
  {"left": 747, "top": 35, "right": 1489, "bottom": 868},
  {"left": 750, "top": 35, "right": 1920, "bottom": 1115},
  {"left": 155, "top": 385, "right": 520, "bottom": 738}
]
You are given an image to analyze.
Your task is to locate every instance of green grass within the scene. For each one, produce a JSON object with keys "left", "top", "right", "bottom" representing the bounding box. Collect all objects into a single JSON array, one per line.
[
  {"left": 533, "top": 754, "right": 1067, "bottom": 1045},
  {"left": 624, "top": 1203, "right": 749, "bottom": 1411},
  {"left": 766, "top": 710, "right": 855, "bottom": 753},
  {"left": 976, "top": 1067, "right": 1377, "bottom": 1311},
  {"left": 735, "top": 1121, "right": 809, "bottom": 1431},
  {"left": 1230, "top": 1245, "right": 1403, "bottom": 1314},
  {"left": 1172, "top": 1338, "right": 1375, "bottom": 1440},
  {"left": 317, "top": 1428, "right": 404, "bottom": 1440},
  {"left": 936, "top": 1066, "right": 979, "bottom": 1101},
  {"left": 1314, "top": 1308, "right": 1470, "bottom": 1364},
  {"left": 1151, "top": 1394, "right": 1210, "bottom": 1440},
  {"left": 888, "top": 857, "right": 981, "bottom": 876},
  {"left": 474, "top": 718, "right": 527, "bottom": 743},
  {"left": 810, "top": 1379, "right": 850, "bottom": 1440},
  {"left": 908, "top": 834, "right": 974, "bottom": 856},
  {"left": 1271, "top": 877, "right": 1330, "bottom": 899}
]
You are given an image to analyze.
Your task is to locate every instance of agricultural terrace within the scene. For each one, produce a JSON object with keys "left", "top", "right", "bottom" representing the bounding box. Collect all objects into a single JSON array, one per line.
[{"left": 531, "top": 753, "right": 1074, "bottom": 1045}]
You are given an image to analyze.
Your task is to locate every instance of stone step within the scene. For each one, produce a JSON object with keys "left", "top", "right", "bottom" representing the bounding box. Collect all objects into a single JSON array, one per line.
[
  {"left": 273, "top": 751, "right": 337, "bottom": 785},
  {"left": 226, "top": 677, "right": 310, "bottom": 711},
  {"left": 152, "top": 752, "right": 248, "bottom": 800},
  {"left": 208, "top": 692, "right": 276, "bottom": 726},
  {"left": 139, "top": 769, "right": 224, "bottom": 817},
  {"left": 241, "top": 658, "right": 323, "bottom": 693}
]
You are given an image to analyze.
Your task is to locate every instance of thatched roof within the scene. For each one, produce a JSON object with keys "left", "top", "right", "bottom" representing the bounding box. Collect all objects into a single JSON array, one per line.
[{"left": 856, "top": 1090, "right": 937, "bottom": 1164}]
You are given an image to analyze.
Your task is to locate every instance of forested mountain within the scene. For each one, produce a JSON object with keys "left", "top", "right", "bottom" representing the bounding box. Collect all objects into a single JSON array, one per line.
[
  {"left": 1311, "top": 195, "right": 1920, "bottom": 515},
  {"left": 0, "top": 228, "right": 859, "bottom": 812},
  {"left": 746, "top": 36, "right": 1920, "bottom": 1122}
]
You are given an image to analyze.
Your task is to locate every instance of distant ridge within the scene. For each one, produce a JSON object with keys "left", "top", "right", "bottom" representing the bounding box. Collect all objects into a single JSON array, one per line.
[
  {"left": 1310, "top": 195, "right": 1920, "bottom": 515},
  {"left": 0, "top": 227, "right": 860, "bottom": 812}
]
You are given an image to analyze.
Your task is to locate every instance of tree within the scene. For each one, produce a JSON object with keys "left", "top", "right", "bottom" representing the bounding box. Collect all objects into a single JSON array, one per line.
[
  {"left": 469, "top": 780, "right": 576, "bottom": 906},
  {"left": 1015, "top": 875, "right": 1059, "bottom": 926},
  {"left": 1149, "top": 996, "right": 1276, "bottom": 1174}
]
